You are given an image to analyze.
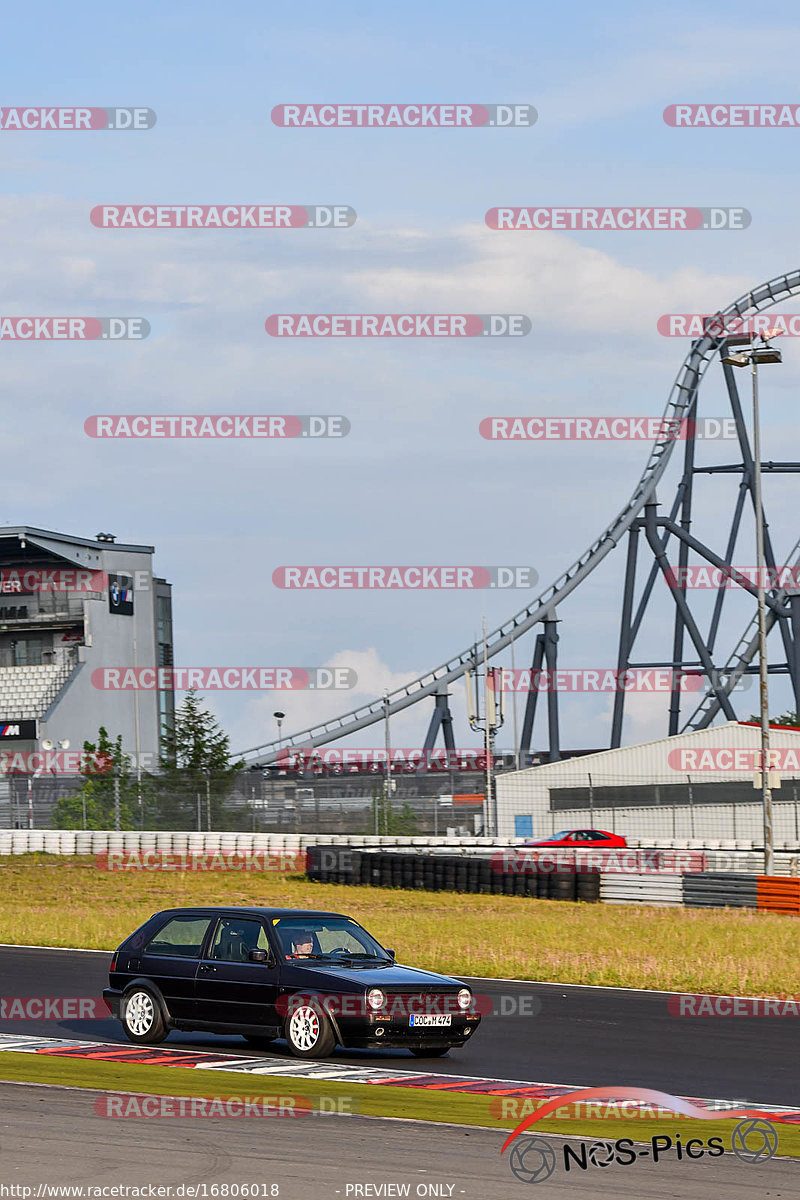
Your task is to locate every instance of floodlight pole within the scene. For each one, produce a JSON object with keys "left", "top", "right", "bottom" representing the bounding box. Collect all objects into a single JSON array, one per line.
[
  {"left": 383, "top": 690, "right": 392, "bottom": 834},
  {"left": 751, "top": 353, "right": 774, "bottom": 874}
]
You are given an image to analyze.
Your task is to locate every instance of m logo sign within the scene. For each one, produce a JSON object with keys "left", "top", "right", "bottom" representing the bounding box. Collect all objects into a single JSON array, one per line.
[{"left": 0, "top": 721, "right": 36, "bottom": 739}]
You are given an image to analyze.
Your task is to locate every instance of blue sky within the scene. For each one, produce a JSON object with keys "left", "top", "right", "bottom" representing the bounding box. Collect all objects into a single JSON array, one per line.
[{"left": 2, "top": 1, "right": 800, "bottom": 755}]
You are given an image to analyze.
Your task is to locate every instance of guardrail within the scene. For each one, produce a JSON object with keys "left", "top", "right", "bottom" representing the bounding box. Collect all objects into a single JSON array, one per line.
[
  {"left": 303, "top": 846, "right": 799, "bottom": 914},
  {"left": 2, "top": 829, "right": 800, "bottom": 856},
  {"left": 2, "top": 832, "right": 799, "bottom": 913}
]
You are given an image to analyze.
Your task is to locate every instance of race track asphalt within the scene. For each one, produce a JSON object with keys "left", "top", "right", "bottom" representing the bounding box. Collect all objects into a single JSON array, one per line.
[
  {"left": 0, "top": 947, "right": 797, "bottom": 1105},
  {"left": 0, "top": 1081, "right": 795, "bottom": 1197}
]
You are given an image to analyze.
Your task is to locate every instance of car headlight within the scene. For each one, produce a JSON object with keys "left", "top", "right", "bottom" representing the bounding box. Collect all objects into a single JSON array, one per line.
[
  {"left": 457, "top": 988, "right": 472, "bottom": 1011},
  {"left": 366, "top": 987, "right": 386, "bottom": 1012}
]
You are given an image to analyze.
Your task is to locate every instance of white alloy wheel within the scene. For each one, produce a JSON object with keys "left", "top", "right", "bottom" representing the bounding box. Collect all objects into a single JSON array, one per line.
[
  {"left": 288, "top": 1004, "right": 321, "bottom": 1051},
  {"left": 125, "top": 990, "right": 155, "bottom": 1036}
]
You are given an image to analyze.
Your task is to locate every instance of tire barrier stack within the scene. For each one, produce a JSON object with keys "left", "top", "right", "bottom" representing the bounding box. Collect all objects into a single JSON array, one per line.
[
  {"left": 305, "top": 847, "right": 800, "bottom": 913},
  {"left": 305, "top": 846, "right": 602, "bottom": 901},
  {"left": 1, "top": 831, "right": 797, "bottom": 913}
]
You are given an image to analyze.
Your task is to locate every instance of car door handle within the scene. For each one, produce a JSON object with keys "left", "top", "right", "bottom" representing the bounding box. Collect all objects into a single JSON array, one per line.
[{"left": 199, "top": 964, "right": 217, "bottom": 973}]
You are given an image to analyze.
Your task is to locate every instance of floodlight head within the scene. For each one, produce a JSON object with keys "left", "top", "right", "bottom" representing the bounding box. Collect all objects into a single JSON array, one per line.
[
  {"left": 41, "top": 739, "right": 53, "bottom": 751},
  {"left": 722, "top": 353, "right": 749, "bottom": 367},
  {"left": 753, "top": 348, "right": 783, "bottom": 364},
  {"left": 724, "top": 334, "right": 754, "bottom": 347}
]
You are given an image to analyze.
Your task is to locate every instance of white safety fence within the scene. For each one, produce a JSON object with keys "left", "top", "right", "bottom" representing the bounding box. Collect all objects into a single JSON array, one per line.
[{"left": 0, "top": 829, "right": 798, "bottom": 875}]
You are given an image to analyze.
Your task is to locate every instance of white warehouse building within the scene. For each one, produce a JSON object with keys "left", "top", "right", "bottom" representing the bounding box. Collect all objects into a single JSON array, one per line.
[{"left": 496, "top": 721, "right": 800, "bottom": 844}]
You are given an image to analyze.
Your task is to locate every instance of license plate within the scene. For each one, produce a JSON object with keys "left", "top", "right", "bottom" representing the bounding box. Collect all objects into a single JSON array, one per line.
[{"left": 409, "top": 1014, "right": 452, "bottom": 1027}]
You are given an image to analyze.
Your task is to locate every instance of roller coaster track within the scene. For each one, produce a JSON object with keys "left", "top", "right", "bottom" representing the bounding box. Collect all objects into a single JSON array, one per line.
[{"left": 241, "top": 270, "right": 800, "bottom": 764}]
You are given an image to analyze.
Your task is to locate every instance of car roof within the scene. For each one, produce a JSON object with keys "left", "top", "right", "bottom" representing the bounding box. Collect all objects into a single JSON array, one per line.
[{"left": 154, "top": 906, "right": 352, "bottom": 919}]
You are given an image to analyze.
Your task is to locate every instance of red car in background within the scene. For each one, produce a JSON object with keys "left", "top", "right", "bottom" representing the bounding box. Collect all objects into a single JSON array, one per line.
[{"left": 523, "top": 829, "right": 627, "bottom": 848}]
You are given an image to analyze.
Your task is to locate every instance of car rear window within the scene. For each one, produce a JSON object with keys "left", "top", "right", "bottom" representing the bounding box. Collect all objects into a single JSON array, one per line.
[{"left": 144, "top": 915, "right": 212, "bottom": 958}]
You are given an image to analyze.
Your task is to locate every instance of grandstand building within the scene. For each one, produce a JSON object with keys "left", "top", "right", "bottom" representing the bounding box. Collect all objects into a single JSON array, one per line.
[{"left": 0, "top": 526, "right": 173, "bottom": 825}]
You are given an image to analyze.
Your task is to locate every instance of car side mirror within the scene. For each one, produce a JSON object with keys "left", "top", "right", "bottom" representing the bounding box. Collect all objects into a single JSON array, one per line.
[
  {"left": 249, "top": 948, "right": 269, "bottom": 963},
  {"left": 385, "top": 948, "right": 395, "bottom": 960}
]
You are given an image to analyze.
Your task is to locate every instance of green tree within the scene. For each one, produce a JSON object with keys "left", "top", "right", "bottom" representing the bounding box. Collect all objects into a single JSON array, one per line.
[
  {"left": 51, "top": 727, "right": 139, "bottom": 829},
  {"left": 154, "top": 690, "right": 244, "bottom": 827},
  {"left": 748, "top": 711, "right": 799, "bottom": 727},
  {"left": 366, "top": 786, "right": 419, "bottom": 835}
]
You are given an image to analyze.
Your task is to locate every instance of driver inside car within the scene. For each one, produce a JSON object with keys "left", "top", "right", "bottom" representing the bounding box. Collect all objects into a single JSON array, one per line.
[{"left": 287, "top": 930, "right": 316, "bottom": 958}]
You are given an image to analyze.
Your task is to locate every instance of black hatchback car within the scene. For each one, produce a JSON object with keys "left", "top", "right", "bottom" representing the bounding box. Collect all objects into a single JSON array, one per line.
[{"left": 103, "top": 906, "right": 481, "bottom": 1058}]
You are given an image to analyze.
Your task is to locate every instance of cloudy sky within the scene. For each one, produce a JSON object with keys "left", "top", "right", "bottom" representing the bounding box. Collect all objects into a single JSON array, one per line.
[{"left": 2, "top": 1, "right": 800, "bottom": 758}]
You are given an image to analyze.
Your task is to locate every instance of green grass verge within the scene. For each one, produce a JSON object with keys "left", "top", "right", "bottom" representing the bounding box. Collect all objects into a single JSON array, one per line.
[
  {"left": 2, "top": 854, "right": 799, "bottom": 993},
  {"left": 0, "top": 1051, "right": 798, "bottom": 1157}
]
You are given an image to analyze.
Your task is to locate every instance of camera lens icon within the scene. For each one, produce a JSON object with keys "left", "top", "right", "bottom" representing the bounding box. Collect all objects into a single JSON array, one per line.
[
  {"left": 508, "top": 1136, "right": 557, "bottom": 1184},
  {"left": 731, "top": 1118, "right": 778, "bottom": 1164},
  {"left": 588, "top": 1140, "right": 616, "bottom": 1167}
]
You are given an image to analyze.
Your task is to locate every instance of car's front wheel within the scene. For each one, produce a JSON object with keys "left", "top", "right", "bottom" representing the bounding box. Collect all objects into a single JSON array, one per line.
[
  {"left": 284, "top": 1003, "right": 336, "bottom": 1058},
  {"left": 409, "top": 1046, "right": 450, "bottom": 1057},
  {"left": 121, "top": 988, "right": 166, "bottom": 1044}
]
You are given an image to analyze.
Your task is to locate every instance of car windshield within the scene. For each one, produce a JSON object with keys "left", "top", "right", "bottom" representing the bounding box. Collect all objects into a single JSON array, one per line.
[
  {"left": 536, "top": 831, "right": 573, "bottom": 842},
  {"left": 273, "top": 916, "right": 390, "bottom": 961}
]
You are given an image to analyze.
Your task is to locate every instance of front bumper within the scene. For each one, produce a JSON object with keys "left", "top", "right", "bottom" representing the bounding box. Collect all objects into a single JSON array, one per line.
[{"left": 337, "top": 1012, "right": 481, "bottom": 1049}]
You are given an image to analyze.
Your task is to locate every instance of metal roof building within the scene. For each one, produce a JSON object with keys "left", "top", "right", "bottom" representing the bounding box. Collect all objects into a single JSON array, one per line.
[{"left": 495, "top": 721, "right": 800, "bottom": 843}]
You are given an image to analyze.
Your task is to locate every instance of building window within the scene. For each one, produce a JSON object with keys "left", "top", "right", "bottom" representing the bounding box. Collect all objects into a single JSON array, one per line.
[{"left": 12, "top": 638, "right": 43, "bottom": 666}]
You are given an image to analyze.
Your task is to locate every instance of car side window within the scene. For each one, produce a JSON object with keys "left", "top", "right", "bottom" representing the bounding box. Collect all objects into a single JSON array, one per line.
[
  {"left": 209, "top": 917, "right": 270, "bottom": 962},
  {"left": 144, "top": 915, "right": 212, "bottom": 958}
]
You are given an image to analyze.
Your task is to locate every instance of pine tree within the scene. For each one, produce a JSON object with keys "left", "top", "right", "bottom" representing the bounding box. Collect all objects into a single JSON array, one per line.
[{"left": 156, "top": 690, "right": 244, "bottom": 826}]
